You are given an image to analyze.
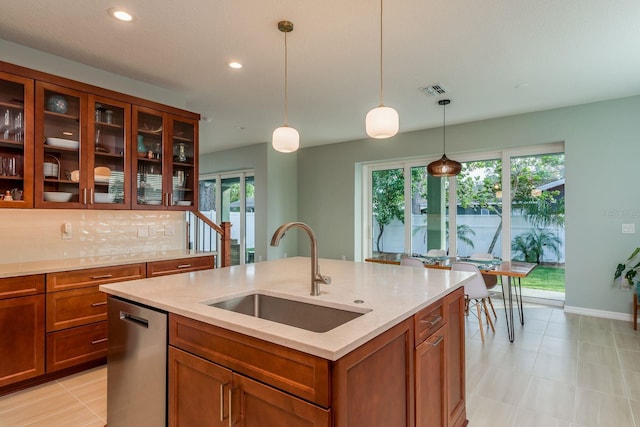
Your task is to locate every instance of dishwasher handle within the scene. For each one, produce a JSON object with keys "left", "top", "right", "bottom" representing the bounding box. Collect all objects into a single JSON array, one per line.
[{"left": 120, "top": 311, "right": 150, "bottom": 328}]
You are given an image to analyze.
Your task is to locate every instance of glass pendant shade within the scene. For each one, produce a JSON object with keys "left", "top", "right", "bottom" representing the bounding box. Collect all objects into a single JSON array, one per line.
[
  {"left": 272, "top": 126, "right": 299, "bottom": 153},
  {"left": 427, "top": 154, "right": 462, "bottom": 177},
  {"left": 366, "top": 106, "right": 399, "bottom": 139}
]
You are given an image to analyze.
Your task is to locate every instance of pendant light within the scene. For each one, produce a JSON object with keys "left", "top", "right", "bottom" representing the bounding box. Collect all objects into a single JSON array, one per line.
[
  {"left": 272, "top": 20, "right": 300, "bottom": 153},
  {"left": 427, "top": 99, "right": 462, "bottom": 177},
  {"left": 365, "top": 0, "right": 399, "bottom": 139}
]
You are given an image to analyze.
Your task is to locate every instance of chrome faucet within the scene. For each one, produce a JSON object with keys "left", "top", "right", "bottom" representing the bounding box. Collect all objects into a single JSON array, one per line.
[{"left": 270, "top": 222, "right": 331, "bottom": 296}]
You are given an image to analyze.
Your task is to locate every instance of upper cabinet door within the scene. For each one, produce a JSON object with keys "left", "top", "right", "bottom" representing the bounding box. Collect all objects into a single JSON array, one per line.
[
  {"left": 132, "top": 106, "right": 166, "bottom": 209},
  {"left": 0, "top": 72, "right": 34, "bottom": 208},
  {"left": 87, "top": 96, "right": 131, "bottom": 209},
  {"left": 167, "top": 117, "right": 198, "bottom": 210},
  {"left": 35, "top": 82, "right": 87, "bottom": 208}
]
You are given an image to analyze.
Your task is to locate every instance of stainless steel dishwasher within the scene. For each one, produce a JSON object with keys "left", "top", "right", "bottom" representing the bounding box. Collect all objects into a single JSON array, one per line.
[{"left": 107, "top": 296, "right": 168, "bottom": 427}]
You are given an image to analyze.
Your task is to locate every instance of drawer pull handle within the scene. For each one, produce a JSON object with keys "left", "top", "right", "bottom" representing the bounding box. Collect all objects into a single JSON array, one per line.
[
  {"left": 220, "top": 382, "right": 230, "bottom": 422},
  {"left": 91, "top": 338, "right": 108, "bottom": 345},
  {"left": 91, "top": 301, "right": 107, "bottom": 307},
  {"left": 90, "top": 274, "right": 113, "bottom": 280},
  {"left": 429, "top": 335, "right": 444, "bottom": 347},
  {"left": 177, "top": 264, "right": 192, "bottom": 269},
  {"left": 420, "top": 315, "right": 442, "bottom": 327}
]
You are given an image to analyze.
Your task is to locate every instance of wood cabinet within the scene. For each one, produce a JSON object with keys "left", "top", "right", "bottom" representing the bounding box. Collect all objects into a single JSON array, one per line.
[
  {"left": 0, "top": 275, "right": 45, "bottom": 387},
  {"left": 132, "top": 106, "right": 198, "bottom": 210},
  {"left": 44, "top": 264, "right": 145, "bottom": 373},
  {"left": 0, "top": 59, "right": 200, "bottom": 211},
  {"left": 414, "top": 287, "right": 466, "bottom": 427},
  {"left": 168, "top": 347, "right": 330, "bottom": 427},
  {"left": 147, "top": 255, "right": 215, "bottom": 277},
  {"left": 0, "top": 71, "right": 34, "bottom": 208}
]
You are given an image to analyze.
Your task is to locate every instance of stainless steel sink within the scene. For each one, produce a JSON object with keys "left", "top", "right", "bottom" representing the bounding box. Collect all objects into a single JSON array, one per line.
[{"left": 206, "top": 293, "right": 370, "bottom": 333}]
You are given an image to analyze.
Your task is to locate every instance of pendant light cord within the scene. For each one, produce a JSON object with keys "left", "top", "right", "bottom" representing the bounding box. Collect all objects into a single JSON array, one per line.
[
  {"left": 379, "top": 0, "right": 384, "bottom": 106},
  {"left": 284, "top": 30, "right": 289, "bottom": 126},
  {"left": 442, "top": 102, "right": 446, "bottom": 152}
]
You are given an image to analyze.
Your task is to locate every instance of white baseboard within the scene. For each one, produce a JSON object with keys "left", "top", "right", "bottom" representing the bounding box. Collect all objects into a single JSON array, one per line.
[{"left": 564, "top": 305, "right": 633, "bottom": 322}]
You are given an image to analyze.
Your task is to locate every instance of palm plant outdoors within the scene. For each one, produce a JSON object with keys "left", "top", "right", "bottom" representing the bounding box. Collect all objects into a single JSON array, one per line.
[{"left": 511, "top": 229, "right": 562, "bottom": 264}]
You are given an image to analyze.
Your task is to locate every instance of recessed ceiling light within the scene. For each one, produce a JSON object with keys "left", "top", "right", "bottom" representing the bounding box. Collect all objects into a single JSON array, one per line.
[
  {"left": 108, "top": 8, "right": 136, "bottom": 22},
  {"left": 228, "top": 62, "right": 243, "bottom": 69}
]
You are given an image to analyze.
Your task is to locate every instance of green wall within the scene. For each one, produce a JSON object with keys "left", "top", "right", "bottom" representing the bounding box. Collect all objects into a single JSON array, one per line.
[{"left": 297, "top": 95, "right": 640, "bottom": 315}]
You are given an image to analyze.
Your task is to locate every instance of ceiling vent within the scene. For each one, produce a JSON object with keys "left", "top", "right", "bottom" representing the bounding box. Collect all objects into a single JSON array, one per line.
[{"left": 420, "top": 84, "right": 448, "bottom": 97}]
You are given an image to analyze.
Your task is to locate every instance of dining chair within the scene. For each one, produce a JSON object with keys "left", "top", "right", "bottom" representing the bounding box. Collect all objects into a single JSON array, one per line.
[
  {"left": 400, "top": 257, "right": 425, "bottom": 268},
  {"left": 452, "top": 262, "right": 495, "bottom": 342},
  {"left": 470, "top": 253, "right": 499, "bottom": 319}
]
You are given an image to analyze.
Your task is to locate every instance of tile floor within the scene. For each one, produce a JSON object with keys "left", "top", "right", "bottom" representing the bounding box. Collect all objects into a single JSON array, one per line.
[{"left": 1, "top": 302, "right": 639, "bottom": 427}]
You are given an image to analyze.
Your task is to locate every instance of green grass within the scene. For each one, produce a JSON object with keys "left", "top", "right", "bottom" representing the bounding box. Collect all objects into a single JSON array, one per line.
[{"left": 520, "top": 265, "right": 565, "bottom": 292}]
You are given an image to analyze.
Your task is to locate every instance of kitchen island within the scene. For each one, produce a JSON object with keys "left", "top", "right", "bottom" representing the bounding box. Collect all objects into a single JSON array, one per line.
[{"left": 100, "top": 257, "right": 473, "bottom": 427}]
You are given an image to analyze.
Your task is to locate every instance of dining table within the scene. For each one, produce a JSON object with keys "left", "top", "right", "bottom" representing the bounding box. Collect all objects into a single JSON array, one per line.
[{"left": 364, "top": 254, "right": 537, "bottom": 342}]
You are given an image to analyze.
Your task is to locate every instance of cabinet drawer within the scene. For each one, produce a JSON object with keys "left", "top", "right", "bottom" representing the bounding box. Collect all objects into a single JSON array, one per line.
[
  {"left": 169, "top": 314, "right": 331, "bottom": 407},
  {"left": 0, "top": 274, "right": 45, "bottom": 300},
  {"left": 46, "top": 321, "right": 108, "bottom": 373},
  {"left": 414, "top": 300, "right": 445, "bottom": 345},
  {"left": 46, "top": 286, "right": 107, "bottom": 331},
  {"left": 46, "top": 263, "right": 146, "bottom": 292},
  {"left": 147, "top": 256, "right": 214, "bottom": 277}
]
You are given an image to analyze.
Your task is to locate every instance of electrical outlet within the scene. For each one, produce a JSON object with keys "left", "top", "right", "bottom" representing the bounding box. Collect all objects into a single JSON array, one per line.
[
  {"left": 137, "top": 225, "right": 148, "bottom": 238},
  {"left": 622, "top": 224, "right": 635, "bottom": 234},
  {"left": 61, "top": 222, "right": 72, "bottom": 240}
]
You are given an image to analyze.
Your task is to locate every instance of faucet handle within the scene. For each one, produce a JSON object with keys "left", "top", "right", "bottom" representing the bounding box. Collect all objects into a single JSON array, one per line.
[{"left": 320, "top": 275, "right": 331, "bottom": 285}]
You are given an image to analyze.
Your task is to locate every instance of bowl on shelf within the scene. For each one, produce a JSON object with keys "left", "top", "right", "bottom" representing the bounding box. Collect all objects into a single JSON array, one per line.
[
  {"left": 94, "top": 166, "right": 111, "bottom": 183},
  {"left": 69, "top": 170, "right": 80, "bottom": 182},
  {"left": 175, "top": 200, "right": 192, "bottom": 206},
  {"left": 45, "top": 137, "right": 79, "bottom": 149},
  {"left": 145, "top": 200, "right": 162, "bottom": 205},
  {"left": 44, "top": 191, "right": 72, "bottom": 202},
  {"left": 94, "top": 193, "right": 115, "bottom": 204}
]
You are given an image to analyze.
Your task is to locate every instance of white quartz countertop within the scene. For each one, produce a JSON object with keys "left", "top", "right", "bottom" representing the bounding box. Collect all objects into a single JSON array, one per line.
[
  {"left": 100, "top": 257, "right": 473, "bottom": 360},
  {"left": 0, "top": 250, "right": 216, "bottom": 278}
]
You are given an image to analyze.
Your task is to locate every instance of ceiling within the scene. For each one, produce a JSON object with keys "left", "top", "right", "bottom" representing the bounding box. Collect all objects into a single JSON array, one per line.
[{"left": 1, "top": 1, "right": 639, "bottom": 154}]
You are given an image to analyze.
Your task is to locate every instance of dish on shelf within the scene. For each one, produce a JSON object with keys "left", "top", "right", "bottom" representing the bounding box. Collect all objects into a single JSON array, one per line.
[
  {"left": 45, "top": 137, "right": 79, "bottom": 149},
  {"left": 175, "top": 200, "right": 192, "bottom": 206},
  {"left": 44, "top": 191, "right": 72, "bottom": 202},
  {"left": 94, "top": 175, "right": 110, "bottom": 183},
  {"left": 145, "top": 200, "right": 162, "bottom": 205},
  {"left": 94, "top": 193, "right": 115, "bottom": 203},
  {"left": 43, "top": 162, "right": 59, "bottom": 178}
]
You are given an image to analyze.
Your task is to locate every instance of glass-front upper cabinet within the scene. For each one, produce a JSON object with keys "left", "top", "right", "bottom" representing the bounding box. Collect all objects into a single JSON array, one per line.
[
  {"left": 88, "top": 95, "right": 130, "bottom": 209},
  {"left": 132, "top": 106, "right": 165, "bottom": 209},
  {"left": 34, "top": 82, "right": 85, "bottom": 208},
  {"left": 0, "top": 71, "right": 33, "bottom": 208},
  {"left": 168, "top": 117, "right": 198, "bottom": 209}
]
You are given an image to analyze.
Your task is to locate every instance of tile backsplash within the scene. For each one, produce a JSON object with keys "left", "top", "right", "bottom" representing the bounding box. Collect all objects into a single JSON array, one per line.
[{"left": 0, "top": 209, "right": 186, "bottom": 263}]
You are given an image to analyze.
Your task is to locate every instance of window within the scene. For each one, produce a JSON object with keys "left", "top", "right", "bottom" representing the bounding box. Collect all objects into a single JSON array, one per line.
[
  {"left": 362, "top": 144, "right": 565, "bottom": 299},
  {"left": 199, "top": 170, "right": 255, "bottom": 266}
]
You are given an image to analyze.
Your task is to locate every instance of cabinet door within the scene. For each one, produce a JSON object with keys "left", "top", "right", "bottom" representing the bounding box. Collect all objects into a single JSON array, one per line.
[
  {"left": 87, "top": 95, "right": 131, "bottom": 208},
  {"left": 233, "top": 373, "right": 330, "bottom": 427},
  {"left": 444, "top": 288, "right": 466, "bottom": 427},
  {"left": 147, "top": 255, "right": 214, "bottom": 277},
  {"left": 0, "top": 71, "right": 34, "bottom": 208},
  {"left": 0, "top": 294, "right": 45, "bottom": 387},
  {"left": 35, "top": 82, "right": 87, "bottom": 208},
  {"left": 132, "top": 106, "right": 166, "bottom": 208},
  {"left": 332, "top": 318, "right": 414, "bottom": 427},
  {"left": 415, "top": 327, "right": 446, "bottom": 427},
  {"left": 167, "top": 117, "right": 198, "bottom": 209},
  {"left": 169, "top": 346, "right": 232, "bottom": 427}
]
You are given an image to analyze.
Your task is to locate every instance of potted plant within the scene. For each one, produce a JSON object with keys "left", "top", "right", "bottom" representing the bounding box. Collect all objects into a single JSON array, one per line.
[{"left": 614, "top": 248, "right": 640, "bottom": 294}]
